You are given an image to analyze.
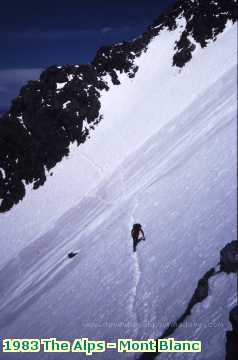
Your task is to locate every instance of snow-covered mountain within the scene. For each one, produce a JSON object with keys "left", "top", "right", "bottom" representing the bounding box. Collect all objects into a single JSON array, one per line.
[{"left": 0, "top": 0, "right": 237, "bottom": 359}]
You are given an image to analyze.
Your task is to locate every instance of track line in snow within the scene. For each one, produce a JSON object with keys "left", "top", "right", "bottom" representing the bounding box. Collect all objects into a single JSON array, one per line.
[
  {"left": 79, "top": 151, "right": 105, "bottom": 175},
  {"left": 129, "top": 196, "right": 142, "bottom": 341},
  {"left": 120, "top": 165, "right": 142, "bottom": 338}
]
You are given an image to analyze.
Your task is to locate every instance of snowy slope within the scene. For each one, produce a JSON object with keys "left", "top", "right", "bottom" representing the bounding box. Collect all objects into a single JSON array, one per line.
[
  {"left": 0, "top": 44, "right": 237, "bottom": 360},
  {"left": 0, "top": 2, "right": 237, "bottom": 360},
  {"left": 0, "top": 21, "right": 236, "bottom": 268}
]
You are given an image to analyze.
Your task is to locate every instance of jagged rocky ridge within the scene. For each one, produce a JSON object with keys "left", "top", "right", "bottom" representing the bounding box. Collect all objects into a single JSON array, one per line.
[
  {"left": 140, "top": 240, "right": 238, "bottom": 359},
  {"left": 0, "top": 0, "right": 237, "bottom": 212}
]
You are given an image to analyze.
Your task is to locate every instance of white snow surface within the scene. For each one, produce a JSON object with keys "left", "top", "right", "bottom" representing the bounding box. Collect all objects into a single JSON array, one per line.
[
  {"left": 56, "top": 82, "right": 67, "bottom": 90},
  {"left": 63, "top": 100, "right": 71, "bottom": 109},
  {"left": 0, "top": 21, "right": 236, "bottom": 267},
  {"left": 0, "top": 21, "right": 237, "bottom": 360}
]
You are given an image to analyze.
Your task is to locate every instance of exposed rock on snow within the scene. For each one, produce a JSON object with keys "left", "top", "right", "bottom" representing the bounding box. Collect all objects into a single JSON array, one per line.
[
  {"left": 225, "top": 306, "right": 238, "bottom": 360},
  {"left": 220, "top": 240, "right": 238, "bottom": 273}
]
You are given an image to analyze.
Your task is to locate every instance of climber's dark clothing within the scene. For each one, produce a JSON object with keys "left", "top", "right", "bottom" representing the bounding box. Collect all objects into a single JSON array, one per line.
[{"left": 131, "top": 224, "right": 145, "bottom": 252}]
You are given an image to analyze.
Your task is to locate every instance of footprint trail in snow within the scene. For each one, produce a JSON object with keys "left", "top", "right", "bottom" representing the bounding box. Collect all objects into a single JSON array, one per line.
[{"left": 129, "top": 197, "right": 142, "bottom": 341}]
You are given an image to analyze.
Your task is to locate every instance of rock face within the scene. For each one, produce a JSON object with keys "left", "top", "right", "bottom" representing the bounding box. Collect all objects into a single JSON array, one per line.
[
  {"left": 220, "top": 240, "right": 238, "bottom": 273},
  {"left": 187, "top": 268, "right": 216, "bottom": 311},
  {"left": 230, "top": 306, "right": 238, "bottom": 332},
  {"left": 0, "top": 0, "right": 237, "bottom": 213},
  {"left": 226, "top": 306, "right": 238, "bottom": 360}
]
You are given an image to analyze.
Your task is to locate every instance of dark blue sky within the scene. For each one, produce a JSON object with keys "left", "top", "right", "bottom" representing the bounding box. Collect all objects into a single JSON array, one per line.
[{"left": 0, "top": 0, "right": 176, "bottom": 110}]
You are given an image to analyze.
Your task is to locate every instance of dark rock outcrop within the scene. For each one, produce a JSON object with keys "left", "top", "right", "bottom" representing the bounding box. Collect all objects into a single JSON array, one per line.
[
  {"left": 173, "top": 31, "right": 196, "bottom": 67},
  {"left": 220, "top": 240, "right": 238, "bottom": 273},
  {"left": 68, "top": 251, "right": 78, "bottom": 259},
  {"left": 152, "top": 0, "right": 238, "bottom": 67},
  {"left": 186, "top": 268, "right": 216, "bottom": 313},
  {"left": 226, "top": 306, "right": 238, "bottom": 360}
]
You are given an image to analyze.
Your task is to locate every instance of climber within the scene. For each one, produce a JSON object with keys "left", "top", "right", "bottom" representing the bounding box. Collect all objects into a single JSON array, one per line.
[{"left": 131, "top": 224, "right": 145, "bottom": 252}]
